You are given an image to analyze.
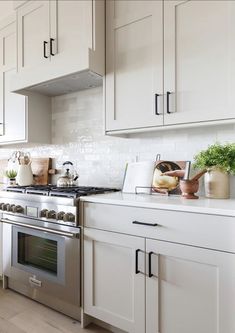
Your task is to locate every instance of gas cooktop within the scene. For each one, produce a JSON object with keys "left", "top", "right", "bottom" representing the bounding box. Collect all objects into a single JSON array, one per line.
[{"left": 6, "top": 185, "right": 118, "bottom": 198}]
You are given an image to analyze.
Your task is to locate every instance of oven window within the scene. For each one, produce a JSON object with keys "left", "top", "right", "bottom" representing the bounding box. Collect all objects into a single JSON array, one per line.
[{"left": 17, "top": 233, "right": 57, "bottom": 275}]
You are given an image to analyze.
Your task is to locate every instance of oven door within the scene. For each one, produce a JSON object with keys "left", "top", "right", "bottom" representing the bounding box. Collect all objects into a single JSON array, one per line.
[{"left": 2, "top": 214, "right": 80, "bottom": 308}]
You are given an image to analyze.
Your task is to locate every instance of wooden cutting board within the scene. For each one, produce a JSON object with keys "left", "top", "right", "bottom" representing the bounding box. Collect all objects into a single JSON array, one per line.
[{"left": 0, "top": 157, "right": 54, "bottom": 185}]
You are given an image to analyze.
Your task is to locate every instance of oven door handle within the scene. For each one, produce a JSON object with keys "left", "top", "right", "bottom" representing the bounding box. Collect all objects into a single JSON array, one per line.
[{"left": 1, "top": 218, "right": 80, "bottom": 238}]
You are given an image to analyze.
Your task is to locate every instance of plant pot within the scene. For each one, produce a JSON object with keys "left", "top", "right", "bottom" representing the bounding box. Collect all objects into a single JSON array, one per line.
[
  {"left": 204, "top": 168, "right": 230, "bottom": 199},
  {"left": 8, "top": 178, "right": 16, "bottom": 186}
]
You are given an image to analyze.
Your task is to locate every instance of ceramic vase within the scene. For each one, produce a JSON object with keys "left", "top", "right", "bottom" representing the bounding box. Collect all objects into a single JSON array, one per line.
[{"left": 204, "top": 168, "right": 230, "bottom": 199}]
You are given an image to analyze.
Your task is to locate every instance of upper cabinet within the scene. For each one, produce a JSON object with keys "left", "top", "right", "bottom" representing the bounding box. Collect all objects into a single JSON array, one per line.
[
  {"left": 105, "top": 0, "right": 235, "bottom": 134},
  {"left": 12, "top": 0, "right": 105, "bottom": 95},
  {"left": 0, "top": 15, "right": 51, "bottom": 145},
  {"left": 17, "top": 0, "right": 50, "bottom": 72},
  {"left": 164, "top": 0, "right": 235, "bottom": 125},
  {"left": 106, "top": 0, "right": 163, "bottom": 131}
]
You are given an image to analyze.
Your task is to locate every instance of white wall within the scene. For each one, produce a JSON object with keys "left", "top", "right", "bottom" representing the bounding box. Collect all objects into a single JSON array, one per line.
[
  {"left": 0, "top": 86, "right": 234, "bottom": 196},
  {"left": 0, "top": 1, "right": 14, "bottom": 21}
]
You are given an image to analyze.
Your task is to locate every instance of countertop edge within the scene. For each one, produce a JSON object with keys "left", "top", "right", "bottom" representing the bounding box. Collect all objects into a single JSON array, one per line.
[{"left": 80, "top": 194, "right": 235, "bottom": 218}]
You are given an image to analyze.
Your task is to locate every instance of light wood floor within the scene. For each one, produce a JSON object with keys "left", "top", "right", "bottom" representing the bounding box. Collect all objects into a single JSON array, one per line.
[{"left": 0, "top": 287, "right": 109, "bottom": 333}]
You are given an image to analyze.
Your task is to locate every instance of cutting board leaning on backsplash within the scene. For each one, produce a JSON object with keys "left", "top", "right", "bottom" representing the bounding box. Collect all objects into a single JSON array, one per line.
[{"left": 0, "top": 158, "right": 54, "bottom": 185}]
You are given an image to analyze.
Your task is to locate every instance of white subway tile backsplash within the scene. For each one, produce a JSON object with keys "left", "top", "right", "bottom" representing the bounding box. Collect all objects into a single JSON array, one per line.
[{"left": 0, "top": 86, "right": 234, "bottom": 195}]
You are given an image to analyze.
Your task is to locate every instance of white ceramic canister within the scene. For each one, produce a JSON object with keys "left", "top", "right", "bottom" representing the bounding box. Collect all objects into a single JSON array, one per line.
[
  {"left": 204, "top": 168, "right": 230, "bottom": 199},
  {"left": 16, "top": 164, "right": 34, "bottom": 186}
]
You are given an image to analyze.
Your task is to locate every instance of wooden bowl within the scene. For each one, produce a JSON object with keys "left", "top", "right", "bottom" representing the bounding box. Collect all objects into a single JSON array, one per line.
[{"left": 180, "top": 179, "right": 199, "bottom": 199}]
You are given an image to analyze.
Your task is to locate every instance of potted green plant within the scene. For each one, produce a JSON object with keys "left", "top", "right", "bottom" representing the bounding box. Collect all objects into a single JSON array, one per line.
[
  {"left": 193, "top": 143, "right": 235, "bottom": 199},
  {"left": 5, "top": 169, "right": 17, "bottom": 186}
]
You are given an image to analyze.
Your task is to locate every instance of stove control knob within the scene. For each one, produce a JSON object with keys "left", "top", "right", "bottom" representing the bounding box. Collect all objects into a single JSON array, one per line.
[
  {"left": 2, "top": 203, "right": 9, "bottom": 211},
  {"left": 46, "top": 210, "right": 56, "bottom": 219},
  {"left": 13, "top": 205, "right": 24, "bottom": 214},
  {"left": 63, "top": 213, "right": 75, "bottom": 223},
  {"left": 40, "top": 209, "right": 48, "bottom": 218},
  {"left": 6, "top": 204, "right": 13, "bottom": 211},
  {"left": 0, "top": 203, "right": 4, "bottom": 210},
  {"left": 9, "top": 204, "right": 16, "bottom": 212},
  {"left": 57, "top": 211, "right": 65, "bottom": 220}
]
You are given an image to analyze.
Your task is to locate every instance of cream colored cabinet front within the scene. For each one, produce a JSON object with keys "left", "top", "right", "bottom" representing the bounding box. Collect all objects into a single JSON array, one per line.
[
  {"left": 0, "top": 16, "right": 51, "bottom": 145},
  {"left": 17, "top": 0, "right": 50, "bottom": 72},
  {"left": 164, "top": 0, "right": 235, "bottom": 125},
  {"left": 146, "top": 238, "right": 235, "bottom": 333},
  {"left": 0, "top": 221, "right": 2, "bottom": 277},
  {"left": 14, "top": 0, "right": 104, "bottom": 92},
  {"left": 105, "top": 0, "right": 163, "bottom": 131},
  {"left": 0, "top": 18, "right": 26, "bottom": 144},
  {"left": 105, "top": 0, "right": 235, "bottom": 134},
  {"left": 84, "top": 228, "right": 145, "bottom": 333}
]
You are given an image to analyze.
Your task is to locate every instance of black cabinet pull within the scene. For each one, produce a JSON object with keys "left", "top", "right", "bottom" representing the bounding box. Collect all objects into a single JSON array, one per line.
[
  {"left": 148, "top": 251, "right": 154, "bottom": 278},
  {"left": 155, "top": 94, "right": 160, "bottom": 115},
  {"left": 43, "top": 41, "right": 49, "bottom": 58},
  {"left": 166, "top": 91, "right": 172, "bottom": 114},
  {"left": 132, "top": 221, "right": 158, "bottom": 227},
  {"left": 50, "top": 38, "right": 55, "bottom": 56},
  {"left": 135, "top": 249, "right": 141, "bottom": 274}
]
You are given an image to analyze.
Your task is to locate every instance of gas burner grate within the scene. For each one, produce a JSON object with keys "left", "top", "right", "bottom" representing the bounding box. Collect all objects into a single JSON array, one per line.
[
  {"left": 6, "top": 186, "right": 27, "bottom": 193},
  {"left": 25, "top": 185, "right": 53, "bottom": 196},
  {"left": 49, "top": 186, "right": 119, "bottom": 198},
  {"left": 5, "top": 185, "right": 119, "bottom": 198}
]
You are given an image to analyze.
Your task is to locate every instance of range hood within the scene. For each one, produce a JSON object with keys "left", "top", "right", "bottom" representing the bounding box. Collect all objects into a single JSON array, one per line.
[{"left": 21, "top": 70, "right": 103, "bottom": 97}]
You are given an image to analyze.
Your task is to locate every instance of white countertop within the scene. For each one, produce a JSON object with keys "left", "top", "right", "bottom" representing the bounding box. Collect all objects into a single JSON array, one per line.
[{"left": 81, "top": 192, "right": 235, "bottom": 217}]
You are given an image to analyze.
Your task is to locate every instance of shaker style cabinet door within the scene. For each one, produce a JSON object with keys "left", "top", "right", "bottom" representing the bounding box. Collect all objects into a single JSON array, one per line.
[
  {"left": 84, "top": 228, "right": 145, "bottom": 333},
  {"left": 49, "top": 0, "right": 92, "bottom": 75},
  {"left": 146, "top": 239, "right": 235, "bottom": 333},
  {"left": 0, "top": 20, "right": 26, "bottom": 144},
  {"left": 164, "top": 0, "right": 235, "bottom": 125},
  {"left": 17, "top": 0, "right": 50, "bottom": 72},
  {"left": 105, "top": 0, "right": 163, "bottom": 132}
]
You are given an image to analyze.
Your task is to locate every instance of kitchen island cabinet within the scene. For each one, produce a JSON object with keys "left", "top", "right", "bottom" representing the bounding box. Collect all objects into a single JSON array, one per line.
[
  {"left": 82, "top": 194, "right": 235, "bottom": 333},
  {"left": 0, "top": 15, "right": 51, "bottom": 145}
]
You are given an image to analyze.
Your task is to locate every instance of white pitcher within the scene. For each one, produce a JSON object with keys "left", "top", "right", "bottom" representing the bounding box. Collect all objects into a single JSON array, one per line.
[{"left": 16, "top": 164, "right": 34, "bottom": 186}]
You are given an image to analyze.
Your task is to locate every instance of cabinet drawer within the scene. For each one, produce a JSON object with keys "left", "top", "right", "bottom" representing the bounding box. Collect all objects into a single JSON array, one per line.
[{"left": 83, "top": 202, "right": 235, "bottom": 253}]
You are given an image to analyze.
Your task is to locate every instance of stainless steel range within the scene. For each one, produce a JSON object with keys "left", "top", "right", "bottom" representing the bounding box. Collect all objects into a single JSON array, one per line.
[{"left": 0, "top": 185, "right": 117, "bottom": 320}]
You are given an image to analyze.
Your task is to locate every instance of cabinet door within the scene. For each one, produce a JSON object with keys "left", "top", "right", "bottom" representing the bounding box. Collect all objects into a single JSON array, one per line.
[
  {"left": 17, "top": 0, "right": 50, "bottom": 72},
  {"left": 84, "top": 228, "right": 145, "bottom": 333},
  {"left": 0, "top": 220, "right": 2, "bottom": 277},
  {"left": 0, "top": 21, "right": 26, "bottom": 144},
  {"left": 146, "top": 239, "right": 235, "bottom": 333},
  {"left": 49, "top": 0, "right": 92, "bottom": 75},
  {"left": 164, "top": 0, "right": 235, "bottom": 125},
  {"left": 106, "top": 0, "right": 163, "bottom": 131}
]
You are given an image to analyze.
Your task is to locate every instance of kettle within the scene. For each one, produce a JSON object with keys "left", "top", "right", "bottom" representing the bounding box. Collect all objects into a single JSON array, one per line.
[{"left": 57, "top": 161, "right": 79, "bottom": 187}]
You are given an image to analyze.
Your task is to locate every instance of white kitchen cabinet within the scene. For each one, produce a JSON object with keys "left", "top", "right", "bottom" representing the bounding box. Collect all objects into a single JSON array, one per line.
[
  {"left": 17, "top": 0, "right": 50, "bottom": 72},
  {"left": 12, "top": 0, "right": 104, "bottom": 94},
  {"left": 0, "top": 15, "right": 51, "bottom": 145},
  {"left": 164, "top": 0, "right": 235, "bottom": 125},
  {"left": 0, "top": 220, "right": 2, "bottom": 277},
  {"left": 105, "top": 0, "right": 235, "bottom": 134},
  {"left": 83, "top": 201, "right": 235, "bottom": 333},
  {"left": 84, "top": 227, "right": 145, "bottom": 333},
  {"left": 146, "top": 238, "right": 235, "bottom": 333},
  {"left": 105, "top": 0, "right": 163, "bottom": 131}
]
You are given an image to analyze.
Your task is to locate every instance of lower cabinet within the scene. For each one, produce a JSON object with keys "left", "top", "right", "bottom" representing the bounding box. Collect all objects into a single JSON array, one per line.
[
  {"left": 84, "top": 228, "right": 235, "bottom": 333},
  {"left": 83, "top": 228, "right": 145, "bottom": 333},
  {"left": 146, "top": 239, "right": 235, "bottom": 333}
]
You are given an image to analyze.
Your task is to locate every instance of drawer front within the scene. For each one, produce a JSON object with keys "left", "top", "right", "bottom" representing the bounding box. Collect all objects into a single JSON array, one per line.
[{"left": 83, "top": 202, "right": 235, "bottom": 253}]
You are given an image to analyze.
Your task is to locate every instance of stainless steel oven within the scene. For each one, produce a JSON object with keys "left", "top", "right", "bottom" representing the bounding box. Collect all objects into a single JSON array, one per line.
[{"left": 2, "top": 213, "right": 81, "bottom": 320}]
